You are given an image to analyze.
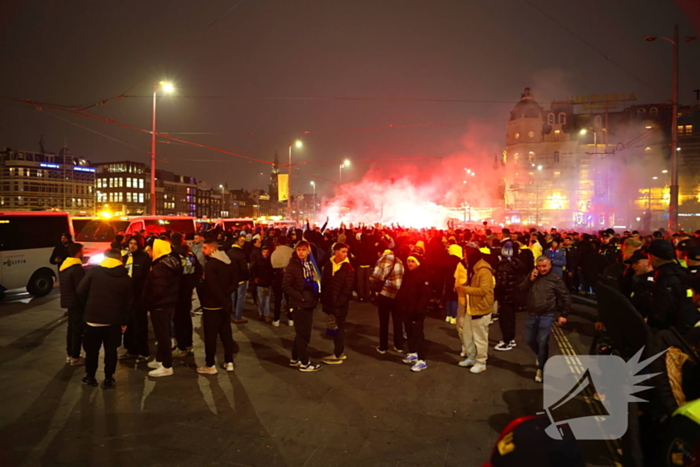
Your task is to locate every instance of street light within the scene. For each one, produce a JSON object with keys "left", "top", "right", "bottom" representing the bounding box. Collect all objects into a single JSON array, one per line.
[
  {"left": 150, "top": 80, "right": 174, "bottom": 215},
  {"left": 339, "top": 159, "right": 351, "bottom": 184},
  {"left": 288, "top": 140, "right": 302, "bottom": 219},
  {"left": 645, "top": 26, "right": 697, "bottom": 231}
]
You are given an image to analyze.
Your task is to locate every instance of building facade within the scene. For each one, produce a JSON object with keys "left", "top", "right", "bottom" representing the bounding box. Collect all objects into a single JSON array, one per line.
[
  {"left": 156, "top": 170, "right": 197, "bottom": 217},
  {"left": 196, "top": 181, "right": 223, "bottom": 219},
  {"left": 0, "top": 146, "right": 95, "bottom": 215},
  {"left": 501, "top": 88, "right": 699, "bottom": 230},
  {"left": 94, "top": 160, "right": 148, "bottom": 216}
]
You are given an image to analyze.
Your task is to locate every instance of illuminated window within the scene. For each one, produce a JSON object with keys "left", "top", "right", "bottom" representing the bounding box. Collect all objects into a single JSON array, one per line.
[
  {"left": 547, "top": 114, "right": 555, "bottom": 124},
  {"left": 686, "top": 125, "right": 693, "bottom": 134},
  {"left": 139, "top": 193, "right": 144, "bottom": 203},
  {"left": 118, "top": 178, "right": 123, "bottom": 188},
  {"left": 126, "top": 178, "right": 131, "bottom": 188},
  {"left": 139, "top": 179, "right": 144, "bottom": 189},
  {"left": 554, "top": 172, "right": 561, "bottom": 177},
  {"left": 126, "top": 192, "right": 132, "bottom": 202},
  {"left": 678, "top": 125, "right": 685, "bottom": 135},
  {"left": 528, "top": 131, "right": 535, "bottom": 138},
  {"left": 554, "top": 130, "right": 560, "bottom": 134},
  {"left": 109, "top": 178, "right": 114, "bottom": 188}
]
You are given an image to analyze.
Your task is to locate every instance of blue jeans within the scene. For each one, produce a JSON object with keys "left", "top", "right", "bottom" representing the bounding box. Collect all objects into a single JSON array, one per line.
[
  {"left": 257, "top": 286, "right": 271, "bottom": 317},
  {"left": 525, "top": 313, "right": 555, "bottom": 370},
  {"left": 445, "top": 300, "right": 458, "bottom": 319},
  {"left": 231, "top": 281, "right": 248, "bottom": 320}
]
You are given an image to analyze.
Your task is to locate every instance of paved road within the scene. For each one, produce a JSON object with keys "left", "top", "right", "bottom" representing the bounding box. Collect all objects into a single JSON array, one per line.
[{"left": 0, "top": 288, "right": 616, "bottom": 466}]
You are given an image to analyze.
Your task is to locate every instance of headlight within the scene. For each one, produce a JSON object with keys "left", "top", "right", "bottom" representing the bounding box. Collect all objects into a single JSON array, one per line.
[{"left": 89, "top": 253, "right": 105, "bottom": 265}]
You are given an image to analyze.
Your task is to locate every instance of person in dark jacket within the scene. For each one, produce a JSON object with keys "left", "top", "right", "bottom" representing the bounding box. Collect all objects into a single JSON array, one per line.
[
  {"left": 50, "top": 232, "right": 73, "bottom": 265},
  {"left": 624, "top": 250, "right": 654, "bottom": 319},
  {"left": 519, "top": 255, "right": 571, "bottom": 383},
  {"left": 77, "top": 249, "right": 132, "bottom": 389},
  {"left": 494, "top": 241, "right": 527, "bottom": 352},
  {"left": 396, "top": 256, "right": 431, "bottom": 372},
  {"left": 60, "top": 242, "right": 86, "bottom": 366},
  {"left": 120, "top": 236, "right": 152, "bottom": 362},
  {"left": 355, "top": 232, "right": 378, "bottom": 302},
  {"left": 228, "top": 234, "right": 250, "bottom": 323},
  {"left": 171, "top": 232, "right": 203, "bottom": 358},
  {"left": 646, "top": 239, "right": 699, "bottom": 335},
  {"left": 250, "top": 245, "right": 274, "bottom": 322},
  {"left": 283, "top": 241, "right": 322, "bottom": 372},
  {"left": 320, "top": 242, "right": 355, "bottom": 365},
  {"left": 143, "top": 238, "right": 183, "bottom": 377},
  {"left": 196, "top": 238, "right": 236, "bottom": 375}
]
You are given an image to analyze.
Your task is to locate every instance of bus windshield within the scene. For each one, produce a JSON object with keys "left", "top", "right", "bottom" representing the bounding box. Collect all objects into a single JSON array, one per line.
[
  {"left": 144, "top": 219, "right": 196, "bottom": 239},
  {"left": 76, "top": 220, "right": 130, "bottom": 243}
]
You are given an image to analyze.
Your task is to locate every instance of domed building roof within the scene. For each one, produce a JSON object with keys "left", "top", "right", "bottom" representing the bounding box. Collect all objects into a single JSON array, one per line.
[{"left": 510, "top": 87, "right": 544, "bottom": 121}]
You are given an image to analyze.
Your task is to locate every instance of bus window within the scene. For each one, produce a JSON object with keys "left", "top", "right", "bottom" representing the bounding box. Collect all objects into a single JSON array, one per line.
[{"left": 0, "top": 215, "right": 71, "bottom": 251}]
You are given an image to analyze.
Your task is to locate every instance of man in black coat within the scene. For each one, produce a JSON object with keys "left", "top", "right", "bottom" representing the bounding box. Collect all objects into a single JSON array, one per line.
[
  {"left": 646, "top": 239, "right": 699, "bottom": 335},
  {"left": 121, "top": 236, "right": 152, "bottom": 362},
  {"left": 250, "top": 245, "right": 275, "bottom": 322},
  {"left": 171, "top": 232, "right": 203, "bottom": 358},
  {"left": 228, "top": 233, "right": 250, "bottom": 323},
  {"left": 320, "top": 242, "right": 355, "bottom": 365},
  {"left": 396, "top": 255, "right": 431, "bottom": 372},
  {"left": 143, "top": 238, "right": 183, "bottom": 377},
  {"left": 196, "top": 238, "right": 236, "bottom": 375},
  {"left": 283, "top": 241, "right": 321, "bottom": 372},
  {"left": 77, "top": 249, "right": 132, "bottom": 389},
  {"left": 50, "top": 232, "right": 74, "bottom": 266},
  {"left": 59, "top": 242, "right": 86, "bottom": 365}
]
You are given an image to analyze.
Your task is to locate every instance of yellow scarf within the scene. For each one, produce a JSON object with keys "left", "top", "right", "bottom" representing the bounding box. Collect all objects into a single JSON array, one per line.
[
  {"left": 60, "top": 257, "right": 83, "bottom": 272},
  {"left": 125, "top": 253, "right": 134, "bottom": 277},
  {"left": 100, "top": 257, "right": 124, "bottom": 269},
  {"left": 331, "top": 256, "right": 349, "bottom": 275}
]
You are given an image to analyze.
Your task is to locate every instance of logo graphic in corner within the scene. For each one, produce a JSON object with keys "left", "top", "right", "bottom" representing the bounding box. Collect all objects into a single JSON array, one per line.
[{"left": 542, "top": 347, "right": 666, "bottom": 440}]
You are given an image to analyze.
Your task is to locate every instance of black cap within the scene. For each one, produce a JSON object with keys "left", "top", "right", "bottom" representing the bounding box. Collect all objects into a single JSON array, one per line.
[
  {"left": 624, "top": 249, "right": 648, "bottom": 265},
  {"left": 647, "top": 239, "right": 676, "bottom": 260},
  {"left": 605, "top": 228, "right": 615, "bottom": 235},
  {"left": 653, "top": 231, "right": 663, "bottom": 239},
  {"left": 677, "top": 239, "right": 697, "bottom": 251},
  {"left": 688, "top": 246, "right": 700, "bottom": 262}
]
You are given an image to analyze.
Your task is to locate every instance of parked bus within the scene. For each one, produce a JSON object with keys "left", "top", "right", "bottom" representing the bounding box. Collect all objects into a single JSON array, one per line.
[
  {"left": 213, "top": 218, "right": 255, "bottom": 232},
  {"left": 0, "top": 211, "right": 73, "bottom": 297}
]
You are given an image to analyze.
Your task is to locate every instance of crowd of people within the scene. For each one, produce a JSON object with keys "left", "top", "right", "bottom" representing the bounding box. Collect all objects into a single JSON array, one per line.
[{"left": 53, "top": 221, "right": 700, "bottom": 392}]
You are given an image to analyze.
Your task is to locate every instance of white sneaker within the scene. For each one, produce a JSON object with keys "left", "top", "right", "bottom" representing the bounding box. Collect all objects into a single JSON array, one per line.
[
  {"left": 66, "top": 355, "right": 73, "bottom": 363},
  {"left": 509, "top": 340, "right": 517, "bottom": 348},
  {"left": 459, "top": 345, "right": 466, "bottom": 358},
  {"left": 170, "top": 338, "right": 177, "bottom": 349},
  {"left": 494, "top": 341, "right": 513, "bottom": 352},
  {"left": 147, "top": 360, "right": 162, "bottom": 369},
  {"left": 149, "top": 366, "right": 174, "bottom": 377},
  {"left": 535, "top": 369, "right": 543, "bottom": 383},
  {"left": 470, "top": 363, "right": 487, "bottom": 374},
  {"left": 288, "top": 319, "right": 294, "bottom": 327},
  {"left": 272, "top": 320, "right": 280, "bottom": 327},
  {"left": 224, "top": 362, "right": 234, "bottom": 372},
  {"left": 458, "top": 358, "right": 476, "bottom": 367},
  {"left": 410, "top": 360, "right": 428, "bottom": 372},
  {"left": 197, "top": 365, "right": 218, "bottom": 375}
]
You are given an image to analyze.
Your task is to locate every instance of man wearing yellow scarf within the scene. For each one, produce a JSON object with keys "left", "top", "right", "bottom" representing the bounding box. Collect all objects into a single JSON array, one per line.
[{"left": 59, "top": 243, "right": 86, "bottom": 366}]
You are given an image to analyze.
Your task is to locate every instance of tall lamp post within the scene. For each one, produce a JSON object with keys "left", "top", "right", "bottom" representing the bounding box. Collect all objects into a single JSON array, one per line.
[
  {"left": 310, "top": 181, "right": 316, "bottom": 219},
  {"left": 339, "top": 159, "right": 351, "bottom": 184},
  {"left": 150, "top": 81, "right": 174, "bottom": 215},
  {"left": 645, "top": 26, "right": 696, "bottom": 231},
  {"left": 287, "top": 140, "right": 302, "bottom": 219}
]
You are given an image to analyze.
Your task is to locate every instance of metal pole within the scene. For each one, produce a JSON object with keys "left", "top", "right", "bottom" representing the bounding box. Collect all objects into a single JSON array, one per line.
[
  {"left": 670, "top": 24, "right": 679, "bottom": 232},
  {"left": 287, "top": 143, "right": 292, "bottom": 219},
  {"left": 151, "top": 82, "right": 157, "bottom": 216}
]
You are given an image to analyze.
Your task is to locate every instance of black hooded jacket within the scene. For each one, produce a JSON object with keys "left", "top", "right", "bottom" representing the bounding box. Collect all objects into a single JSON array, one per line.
[
  {"left": 227, "top": 245, "right": 250, "bottom": 282},
  {"left": 143, "top": 253, "right": 183, "bottom": 311},
  {"left": 648, "top": 261, "right": 699, "bottom": 334},
  {"left": 282, "top": 254, "right": 318, "bottom": 310},
  {"left": 320, "top": 259, "right": 355, "bottom": 317},
  {"left": 200, "top": 251, "right": 237, "bottom": 310},
  {"left": 77, "top": 262, "right": 133, "bottom": 325},
  {"left": 123, "top": 250, "right": 151, "bottom": 301},
  {"left": 395, "top": 265, "right": 431, "bottom": 317},
  {"left": 59, "top": 263, "right": 85, "bottom": 309}
]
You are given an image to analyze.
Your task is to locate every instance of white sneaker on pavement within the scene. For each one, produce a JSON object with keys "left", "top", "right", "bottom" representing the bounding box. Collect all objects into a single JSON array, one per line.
[
  {"left": 470, "top": 363, "right": 487, "bottom": 374},
  {"left": 272, "top": 320, "right": 280, "bottom": 327},
  {"left": 458, "top": 358, "right": 477, "bottom": 367},
  {"left": 288, "top": 319, "right": 294, "bottom": 327},
  {"left": 459, "top": 345, "right": 466, "bottom": 358},
  {"left": 197, "top": 365, "right": 218, "bottom": 375},
  {"left": 535, "top": 369, "right": 543, "bottom": 383},
  {"left": 147, "top": 360, "right": 162, "bottom": 369},
  {"left": 494, "top": 341, "right": 513, "bottom": 352},
  {"left": 149, "top": 366, "right": 174, "bottom": 377},
  {"left": 224, "top": 362, "right": 234, "bottom": 372}
]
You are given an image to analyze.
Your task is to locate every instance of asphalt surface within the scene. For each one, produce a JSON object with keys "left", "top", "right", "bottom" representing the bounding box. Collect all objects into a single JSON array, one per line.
[{"left": 0, "top": 287, "right": 617, "bottom": 467}]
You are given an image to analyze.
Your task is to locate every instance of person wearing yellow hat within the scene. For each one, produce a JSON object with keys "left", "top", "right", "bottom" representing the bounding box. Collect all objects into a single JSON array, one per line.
[{"left": 444, "top": 244, "right": 463, "bottom": 324}]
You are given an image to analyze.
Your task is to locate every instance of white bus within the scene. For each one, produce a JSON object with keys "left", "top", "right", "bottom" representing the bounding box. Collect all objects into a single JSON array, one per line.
[{"left": 0, "top": 211, "right": 73, "bottom": 297}]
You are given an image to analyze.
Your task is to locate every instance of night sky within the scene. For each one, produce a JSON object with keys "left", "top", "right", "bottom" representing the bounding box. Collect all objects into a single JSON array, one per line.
[{"left": 1, "top": 0, "right": 698, "bottom": 199}]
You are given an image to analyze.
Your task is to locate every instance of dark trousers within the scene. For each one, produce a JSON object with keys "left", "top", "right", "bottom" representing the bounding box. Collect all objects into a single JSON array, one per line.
[
  {"left": 272, "top": 271, "right": 289, "bottom": 321},
  {"left": 151, "top": 307, "right": 174, "bottom": 368},
  {"left": 124, "top": 304, "right": 150, "bottom": 357},
  {"left": 377, "top": 295, "right": 403, "bottom": 351},
  {"left": 66, "top": 307, "right": 84, "bottom": 358},
  {"left": 498, "top": 301, "right": 517, "bottom": 343},
  {"left": 291, "top": 307, "right": 314, "bottom": 364},
  {"left": 202, "top": 308, "right": 235, "bottom": 367},
  {"left": 174, "top": 285, "right": 195, "bottom": 350},
  {"left": 250, "top": 282, "right": 258, "bottom": 305},
  {"left": 356, "top": 267, "right": 372, "bottom": 301},
  {"left": 83, "top": 325, "right": 121, "bottom": 378},
  {"left": 525, "top": 313, "right": 555, "bottom": 370},
  {"left": 404, "top": 312, "right": 426, "bottom": 360},
  {"left": 333, "top": 314, "right": 347, "bottom": 357}
]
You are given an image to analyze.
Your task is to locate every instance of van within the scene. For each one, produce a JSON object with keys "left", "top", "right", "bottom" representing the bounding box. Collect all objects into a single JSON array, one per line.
[
  {"left": 214, "top": 218, "right": 255, "bottom": 232},
  {"left": 125, "top": 216, "right": 197, "bottom": 240},
  {"left": 0, "top": 211, "right": 73, "bottom": 297},
  {"left": 75, "top": 217, "right": 131, "bottom": 264}
]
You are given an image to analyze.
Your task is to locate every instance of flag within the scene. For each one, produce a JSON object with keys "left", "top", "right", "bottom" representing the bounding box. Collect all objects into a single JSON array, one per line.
[{"left": 278, "top": 174, "right": 289, "bottom": 202}]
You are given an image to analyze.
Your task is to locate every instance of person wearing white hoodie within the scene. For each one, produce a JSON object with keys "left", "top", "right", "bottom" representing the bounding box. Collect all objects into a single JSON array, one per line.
[{"left": 196, "top": 238, "right": 237, "bottom": 374}]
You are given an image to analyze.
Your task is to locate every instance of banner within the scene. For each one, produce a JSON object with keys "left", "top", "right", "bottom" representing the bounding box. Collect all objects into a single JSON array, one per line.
[{"left": 278, "top": 174, "right": 289, "bottom": 202}]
